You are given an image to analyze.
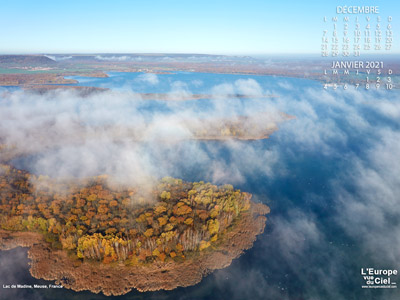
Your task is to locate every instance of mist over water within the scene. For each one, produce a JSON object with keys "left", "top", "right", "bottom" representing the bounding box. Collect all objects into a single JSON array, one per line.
[{"left": 1, "top": 72, "right": 399, "bottom": 299}]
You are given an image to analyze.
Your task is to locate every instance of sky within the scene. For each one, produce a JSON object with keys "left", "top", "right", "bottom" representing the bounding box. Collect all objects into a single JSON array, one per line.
[{"left": 0, "top": 0, "right": 399, "bottom": 55}]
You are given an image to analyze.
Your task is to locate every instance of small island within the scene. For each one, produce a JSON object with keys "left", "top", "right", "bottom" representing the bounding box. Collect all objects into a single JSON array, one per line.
[{"left": 0, "top": 164, "right": 269, "bottom": 295}]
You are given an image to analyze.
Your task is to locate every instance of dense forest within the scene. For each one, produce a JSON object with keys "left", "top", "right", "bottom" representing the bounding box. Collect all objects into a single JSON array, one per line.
[{"left": 0, "top": 164, "right": 251, "bottom": 265}]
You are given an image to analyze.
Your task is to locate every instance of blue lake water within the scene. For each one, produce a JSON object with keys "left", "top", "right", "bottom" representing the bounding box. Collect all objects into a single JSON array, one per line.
[
  {"left": 1, "top": 72, "right": 399, "bottom": 300},
  {"left": 67, "top": 71, "right": 316, "bottom": 94}
]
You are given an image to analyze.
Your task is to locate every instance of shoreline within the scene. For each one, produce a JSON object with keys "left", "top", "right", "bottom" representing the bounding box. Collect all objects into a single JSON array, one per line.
[{"left": 0, "top": 202, "right": 269, "bottom": 296}]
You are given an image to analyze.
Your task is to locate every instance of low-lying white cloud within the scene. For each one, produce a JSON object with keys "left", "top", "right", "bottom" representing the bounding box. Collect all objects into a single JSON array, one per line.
[
  {"left": 136, "top": 73, "right": 159, "bottom": 85},
  {"left": 1, "top": 74, "right": 400, "bottom": 299}
]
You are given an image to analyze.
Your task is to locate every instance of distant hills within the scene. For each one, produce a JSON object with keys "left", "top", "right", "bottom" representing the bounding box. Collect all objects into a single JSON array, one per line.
[
  {"left": 0, "top": 53, "right": 258, "bottom": 64},
  {"left": 0, "top": 55, "right": 56, "bottom": 65}
]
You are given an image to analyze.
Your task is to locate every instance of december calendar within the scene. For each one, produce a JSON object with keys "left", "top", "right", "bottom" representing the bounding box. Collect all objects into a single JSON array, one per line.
[{"left": 322, "top": 5, "right": 397, "bottom": 90}]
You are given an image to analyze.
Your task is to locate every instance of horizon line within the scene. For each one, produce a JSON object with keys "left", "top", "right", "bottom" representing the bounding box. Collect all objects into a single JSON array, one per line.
[{"left": 1, "top": 52, "right": 400, "bottom": 57}]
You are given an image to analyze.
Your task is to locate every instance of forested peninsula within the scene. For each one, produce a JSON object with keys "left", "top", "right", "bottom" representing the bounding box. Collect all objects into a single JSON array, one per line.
[{"left": 0, "top": 165, "right": 269, "bottom": 295}]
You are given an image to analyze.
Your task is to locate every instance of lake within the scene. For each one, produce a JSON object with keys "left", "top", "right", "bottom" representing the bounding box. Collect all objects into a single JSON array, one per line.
[{"left": 1, "top": 71, "right": 399, "bottom": 300}]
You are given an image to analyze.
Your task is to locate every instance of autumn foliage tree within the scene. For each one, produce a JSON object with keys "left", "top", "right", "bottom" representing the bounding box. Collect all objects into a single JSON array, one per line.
[{"left": 0, "top": 165, "right": 251, "bottom": 264}]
